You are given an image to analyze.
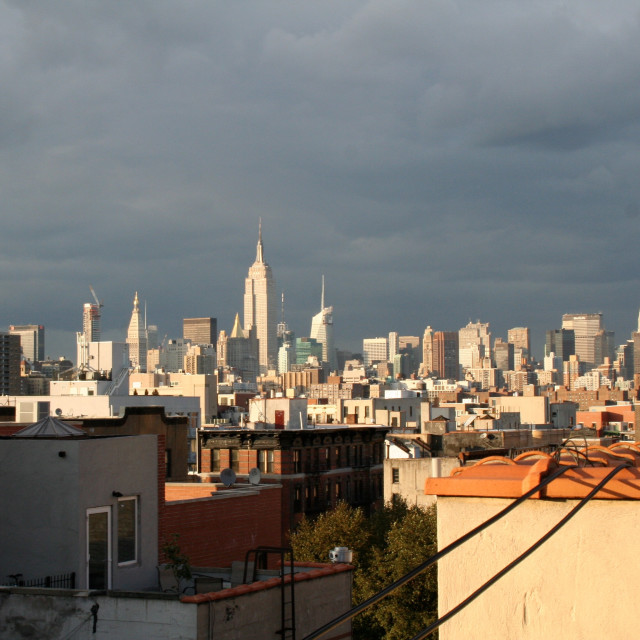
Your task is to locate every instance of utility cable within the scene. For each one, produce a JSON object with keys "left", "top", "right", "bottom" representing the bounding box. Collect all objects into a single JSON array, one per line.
[
  {"left": 302, "top": 463, "right": 572, "bottom": 640},
  {"left": 409, "top": 462, "right": 631, "bottom": 640}
]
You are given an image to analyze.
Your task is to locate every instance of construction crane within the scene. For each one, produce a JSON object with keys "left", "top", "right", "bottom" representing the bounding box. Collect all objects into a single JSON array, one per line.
[{"left": 89, "top": 285, "right": 104, "bottom": 309}]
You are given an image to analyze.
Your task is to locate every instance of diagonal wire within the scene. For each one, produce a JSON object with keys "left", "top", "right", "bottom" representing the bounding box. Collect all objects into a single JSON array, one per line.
[{"left": 302, "top": 463, "right": 572, "bottom": 640}]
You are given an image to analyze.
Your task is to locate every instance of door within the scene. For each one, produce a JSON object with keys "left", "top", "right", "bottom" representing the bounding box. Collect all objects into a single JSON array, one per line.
[{"left": 87, "top": 507, "right": 111, "bottom": 589}]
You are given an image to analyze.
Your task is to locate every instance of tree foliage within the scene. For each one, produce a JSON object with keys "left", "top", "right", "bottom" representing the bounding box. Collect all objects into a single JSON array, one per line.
[{"left": 290, "top": 500, "right": 438, "bottom": 640}]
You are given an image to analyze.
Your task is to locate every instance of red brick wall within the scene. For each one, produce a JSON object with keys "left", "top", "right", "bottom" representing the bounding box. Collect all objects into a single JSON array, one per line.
[
  {"left": 160, "top": 487, "right": 283, "bottom": 567},
  {"left": 0, "top": 425, "right": 21, "bottom": 436},
  {"left": 201, "top": 449, "right": 212, "bottom": 473}
]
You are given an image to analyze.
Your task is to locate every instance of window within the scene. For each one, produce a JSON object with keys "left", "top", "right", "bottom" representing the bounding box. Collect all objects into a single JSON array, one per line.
[
  {"left": 117, "top": 497, "right": 138, "bottom": 565},
  {"left": 294, "top": 485, "right": 302, "bottom": 512},
  {"left": 293, "top": 449, "right": 302, "bottom": 473},
  {"left": 211, "top": 449, "right": 220, "bottom": 472},
  {"left": 258, "top": 450, "right": 274, "bottom": 473},
  {"left": 392, "top": 468, "right": 400, "bottom": 483},
  {"left": 230, "top": 449, "right": 239, "bottom": 471}
]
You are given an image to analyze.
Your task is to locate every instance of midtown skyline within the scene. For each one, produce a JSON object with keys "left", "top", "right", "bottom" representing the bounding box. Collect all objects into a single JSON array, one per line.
[{"left": 1, "top": 2, "right": 639, "bottom": 361}]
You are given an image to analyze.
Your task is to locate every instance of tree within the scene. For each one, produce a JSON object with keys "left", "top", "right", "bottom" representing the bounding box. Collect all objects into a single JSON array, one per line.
[
  {"left": 290, "top": 500, "right": 438, "bottom": 640},
  {"left": 365, "top": 505, "right": 438, "bottom": 640}
]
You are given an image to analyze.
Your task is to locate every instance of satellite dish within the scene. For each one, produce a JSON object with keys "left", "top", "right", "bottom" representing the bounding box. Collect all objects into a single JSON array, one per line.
[
  {"left": 220, "top": 468, "right": 236, "bottom": 488},
  {"left": 55, "top": 408, "right": 62, "bottom": 416},
  {"left": 249, "top": 467, "right": 261, "bottom": 485}
]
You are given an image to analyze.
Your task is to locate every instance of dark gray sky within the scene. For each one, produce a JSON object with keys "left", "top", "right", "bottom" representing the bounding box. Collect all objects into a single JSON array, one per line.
[{"left": 2, "top": 1, "right": 640, "bottom": 362}]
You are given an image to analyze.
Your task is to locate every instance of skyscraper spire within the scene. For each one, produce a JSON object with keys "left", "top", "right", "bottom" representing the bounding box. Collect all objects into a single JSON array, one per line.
[
  {"left": 256, "top": 218, "right": 264, "bottom": 263},
  {"left": 127, "top": 291, "right": 147, "bottom": 372},
  {"left": 320, "top": 274, "right": 325, "bottom": 311},
  {"left": 245, "top": 219, "right": 276, "bottom": 375}
]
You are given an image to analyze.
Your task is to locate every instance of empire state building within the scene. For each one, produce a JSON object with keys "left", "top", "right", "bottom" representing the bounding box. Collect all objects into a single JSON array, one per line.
[{"left": 244, "top": 221, "right": 277, "bottom": 374}]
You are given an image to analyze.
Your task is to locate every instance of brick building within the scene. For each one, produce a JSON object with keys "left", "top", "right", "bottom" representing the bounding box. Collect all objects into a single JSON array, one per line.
[{"left": 200, "top": 426, "right": 388, "bottom": 536}]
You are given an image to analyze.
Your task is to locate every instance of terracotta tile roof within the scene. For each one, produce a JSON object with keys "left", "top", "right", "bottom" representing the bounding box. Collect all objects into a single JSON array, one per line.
[
  {"left": 425, "top": 442, "right": 640, "bottom": 500},
  {"left": 180, "top": 563, "right": 353, "bottom": 604}
]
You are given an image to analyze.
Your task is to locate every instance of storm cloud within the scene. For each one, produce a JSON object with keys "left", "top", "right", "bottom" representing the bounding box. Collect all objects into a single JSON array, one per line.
[{"left": 1, "top": 1, "right": 639, "bottom": 360}]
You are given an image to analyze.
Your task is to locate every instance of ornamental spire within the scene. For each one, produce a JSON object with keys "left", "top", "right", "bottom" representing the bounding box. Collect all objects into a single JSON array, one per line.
[{"left": 256, "top": 218, "right": 264, "bottom": 263}]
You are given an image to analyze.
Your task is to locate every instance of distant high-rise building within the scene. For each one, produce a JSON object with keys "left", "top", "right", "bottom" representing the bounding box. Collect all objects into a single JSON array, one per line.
[
  {"left": 160, "top": 338, "right": 190, "bottom": 373},
  {"left": 363, "top": 338, "right": 388, "bottom": 367},
  {"left": 398, "top": 336, "right": 421, "bottom": 375},
  {"left": 218, "top": 314, "right": 257, "bottom": 381},
  {"left": 615, "top": 341, "right": 633, "bottom": 380},
  {"left": 147, "top": 324, "right": 159, "bottom": 351},
  {"left": 310, "top": 276, "right": 336, "bottom": 371},
  {"left": 0, "top": 332, "right": 20, "bottom": 395},
  {"left": 244, "top": 221, "right": 277, "bottom": 374},
  {"left": 296, "top": 337, "right": 323, "bottom": 366},
  {"left": 126, "top": 292, "right": 147, "bottom": 372},
  {"left": 433, "top": 331, "right": 459, "bottom": 380},
  {"left": 183, "top": 344, "right": 216, "bottom": 375},
  {"left": 82, "top": 303, "right": 101, "bottom": 342},
  {"left": 545, "top": 329, "right": 575, "bottom": 361},
  {"left": 388, "top": 332, "right": 399, "bottom": 360},
  {"left": 421, "top": 326, "right": 434, "bottom": 376},
  {"left": 562, "top": 313, "right": 612, "bottom": 370},
  {"left": 8, "top": 324, "right": 44, "bottom": 362},
  {"left": 183, "top": 317, "right": 217, "bottom": 346},
  {"left": 508, "top": 327, "right": 530, "bottom": 359},
  {"left": 494, "top": 338, "right": 514, "bottom": 372},
  {"left": 459, "top": 321, "right": 491, "bottom": 368}
]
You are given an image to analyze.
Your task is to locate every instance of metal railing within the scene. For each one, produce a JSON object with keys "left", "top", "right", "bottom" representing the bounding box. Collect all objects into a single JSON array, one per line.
[{"left": 2, "top": 572, "right": 76, "bottom": 589}]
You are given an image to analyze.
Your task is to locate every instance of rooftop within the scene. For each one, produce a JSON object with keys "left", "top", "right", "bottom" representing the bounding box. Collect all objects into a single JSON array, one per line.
[{"left": 425, "top": 441, "right": 640, "bottom": 500}]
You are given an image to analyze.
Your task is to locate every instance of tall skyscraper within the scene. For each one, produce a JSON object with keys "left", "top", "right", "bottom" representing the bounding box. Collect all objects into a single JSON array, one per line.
[
  {"left": 126, "top": 292, "right": 147, "bottom": 372},
  {"left": 421, "top": 326, "right": 434, "bottom": 375},
  {"left": 363, "top": 337, "right": 388, "bottom": 367},
  {"left": 433, "top": 331, "right": 459, "bottom": 380},
  {"left": 8, "top": 324, "right": 45, "bottom": 362},
  {"left": 507, "top": 327, "right": 530, "bottom": 359},
  {"left": 545, "top": 329, "right": 575, "bottom": 361},
  {"left": 562, "top": 313, "right": 612, "bottom": 370},
  {"left": 310, "top": 276, "right": 336, "bottom": 371},
  {"left": 83, "top": 303, "right": 101, "bottom": 342},
  {"left": 458, "top": 320, "right": 491, "bottom": 372},
  {"left": 183, "top": 317, "right": 217, "bottom": 346},
  {"left": 244, "top": 221, "right": 277, "bottom": 375}
]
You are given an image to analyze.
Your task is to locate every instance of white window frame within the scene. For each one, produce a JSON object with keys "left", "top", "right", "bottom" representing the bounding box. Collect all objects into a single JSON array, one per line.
[
  {"left": 117, "top": 496, "right": 139, "bottom": 567},
  {"left": 86, "top": 506, "right": 112, "bottom": 590}
]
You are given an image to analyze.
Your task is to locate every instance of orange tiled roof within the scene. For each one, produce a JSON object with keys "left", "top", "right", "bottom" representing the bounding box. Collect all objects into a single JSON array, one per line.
[{"left": 425, "top": 442, "right": 640, "bottom": 500}]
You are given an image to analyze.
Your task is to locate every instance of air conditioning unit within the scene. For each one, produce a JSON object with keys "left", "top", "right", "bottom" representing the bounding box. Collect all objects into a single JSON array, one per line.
[{"left": 329, "top": 547, "right": 353, "bottom": 563}]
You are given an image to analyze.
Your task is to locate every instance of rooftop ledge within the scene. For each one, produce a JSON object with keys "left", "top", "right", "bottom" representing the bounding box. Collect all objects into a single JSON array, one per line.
[{"left": 425, "top": 442, "right": 640, "bottom": 500}]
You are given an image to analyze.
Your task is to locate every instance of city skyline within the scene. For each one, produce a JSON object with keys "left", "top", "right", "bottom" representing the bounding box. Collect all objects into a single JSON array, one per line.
[{"left": 1, "top": 2, "right": 640, "bottom": 360}]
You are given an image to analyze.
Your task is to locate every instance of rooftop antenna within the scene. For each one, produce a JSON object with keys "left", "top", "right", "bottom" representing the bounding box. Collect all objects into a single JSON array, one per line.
[
  {"left": 281, "top": 292, "right": 286, "bottom": 324},
  {"left": 321, "top": 274, "right": 325, "bottom": 311}
]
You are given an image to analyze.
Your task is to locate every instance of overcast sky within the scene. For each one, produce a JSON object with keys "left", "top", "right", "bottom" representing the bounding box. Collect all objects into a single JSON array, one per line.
[{"left": 2, "top": 1, "right": 640, "bottom": 362}]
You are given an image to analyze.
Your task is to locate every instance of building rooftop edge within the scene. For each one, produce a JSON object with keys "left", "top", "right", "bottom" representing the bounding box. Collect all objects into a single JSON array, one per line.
[{"left": 425, "top": 442, "right": 640, "bottom": 500}]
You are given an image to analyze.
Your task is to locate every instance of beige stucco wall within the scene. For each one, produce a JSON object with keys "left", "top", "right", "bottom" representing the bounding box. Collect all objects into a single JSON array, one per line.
[
  {"left": 198, "top": 571, "right": 352, "bottom": 639},
  {"left": 437, "top": 496, "right": 638, "bottom": 639}
]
